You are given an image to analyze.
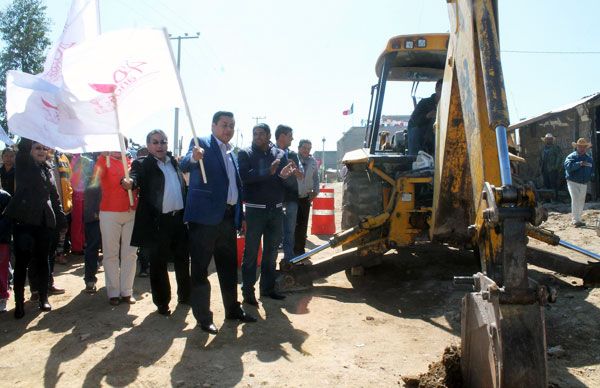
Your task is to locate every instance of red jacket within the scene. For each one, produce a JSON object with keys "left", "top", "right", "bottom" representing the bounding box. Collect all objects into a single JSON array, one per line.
[{"left": 93, "top": 154, "right": 137, "bottom": 212}]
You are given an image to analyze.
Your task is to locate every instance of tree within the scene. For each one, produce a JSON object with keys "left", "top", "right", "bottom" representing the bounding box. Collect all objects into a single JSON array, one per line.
[{"left": 0, "top": 0, "right": 51, "bottom": 131}]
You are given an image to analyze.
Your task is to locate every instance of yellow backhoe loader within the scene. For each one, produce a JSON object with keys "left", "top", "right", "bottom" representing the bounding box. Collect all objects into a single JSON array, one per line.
[{"left": 278, "top": 1, "right": 600, "bottom": 386}]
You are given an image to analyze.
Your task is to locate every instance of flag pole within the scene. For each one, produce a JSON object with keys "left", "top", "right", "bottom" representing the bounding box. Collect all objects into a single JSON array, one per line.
[
  {"left": 118, "top": 132, "right": 134, "bottom": 207},
  {"left": 96, "top": 0, "right": 101, "bottom": 34},
  {"left": 162, "top": 28, "right": 206, "bottom": 183},
  {"left": 112, "top": 92, "right": 134, "bottom": 206}
]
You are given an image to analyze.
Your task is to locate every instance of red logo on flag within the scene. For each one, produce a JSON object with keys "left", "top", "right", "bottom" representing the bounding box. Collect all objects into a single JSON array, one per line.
[
  {"left": 43, "top": 42, "right": 76, "bottom": 83},
  {"left": 41, "top": 97, "right": 59, "bottom": 124},
  {"left": 88, "top": 60, "right": 157, "bottom": 114}
]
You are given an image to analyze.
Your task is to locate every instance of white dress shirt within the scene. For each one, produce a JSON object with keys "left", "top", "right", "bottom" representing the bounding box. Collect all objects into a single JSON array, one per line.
[
  {"left": 156, "top": 156, "right": 184, "bottom": 213},
  {"left": 215, "top": 136, "right": 239, "bottom": 206}
]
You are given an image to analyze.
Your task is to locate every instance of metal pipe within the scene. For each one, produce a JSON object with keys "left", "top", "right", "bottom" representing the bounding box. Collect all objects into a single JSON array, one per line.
[
  {"left": 558, "top": 240, "right": 600, "bottom": 262},
  {"left": 290, "top": 242, "right": 332, "bottom": 264},
  {"left": 495, "top": 125, "right": 512, "bottom": 185}
]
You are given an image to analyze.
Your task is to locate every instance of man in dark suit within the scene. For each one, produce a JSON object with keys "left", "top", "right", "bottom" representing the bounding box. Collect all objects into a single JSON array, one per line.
[
  {"left": 122, "top": 129, "right": 191, "bottom": 316},
  {"left": 180, "top": 111, "right": 256, "bottom": 334}
]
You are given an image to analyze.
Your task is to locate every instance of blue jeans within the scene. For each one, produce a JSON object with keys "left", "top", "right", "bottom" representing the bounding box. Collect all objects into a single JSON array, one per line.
[
  {"left": 282, "top": 201, "right": 298, "bottom": 262},
  {"left": 84, "top": 221, "right": 101, "bottom": 284},
  {"left": 241, "top": 207, "right": 282, "bottom": 296}
]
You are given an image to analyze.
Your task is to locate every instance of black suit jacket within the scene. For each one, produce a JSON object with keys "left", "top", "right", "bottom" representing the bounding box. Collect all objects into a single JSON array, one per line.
[
  {"left": 4, "top": 142, "right": 65, "bottom": 229},
  {"left": 129, "top": 153, "right": 186, "bottom": 246}
]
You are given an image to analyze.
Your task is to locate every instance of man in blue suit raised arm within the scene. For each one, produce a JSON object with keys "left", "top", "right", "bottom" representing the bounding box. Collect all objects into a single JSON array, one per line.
[{"left": 180, "top": 111, "right": 257, "bottom": 335}]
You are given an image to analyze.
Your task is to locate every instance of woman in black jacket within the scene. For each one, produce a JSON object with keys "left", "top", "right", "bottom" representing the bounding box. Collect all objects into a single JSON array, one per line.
[{"left": 4, "top": 138, "right": 65, "bottom": 319}]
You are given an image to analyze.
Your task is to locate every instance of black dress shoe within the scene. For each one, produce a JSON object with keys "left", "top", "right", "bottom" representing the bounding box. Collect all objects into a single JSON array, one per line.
[
  {"left": 157, "top": 305, "right": 171, "bottom": 316},
  {"left": 48, "top": 285, "right": 66, "bottom": 295},
  {"left": 262, "top": 291, "right": 286, "bottom": 300},
  {"left": 39, "top": 300, "right": 52, "bottom": 312},
  {"left": 200, "top": 322, "right": 219, "bottom": 334},
  {"left": 226, "top": 310, "right": 258, "bottom": 323},
  {"left": 243, "top": 295, "right": 259, "bottom": 306},
  {"left": 177, "top": 298, "right": 190, "bottom": 305}
]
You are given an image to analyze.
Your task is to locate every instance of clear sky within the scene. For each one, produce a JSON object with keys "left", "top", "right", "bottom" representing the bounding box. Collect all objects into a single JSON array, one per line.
[{"left": 1, "top": 0, "right": 599, "bottom": 153}]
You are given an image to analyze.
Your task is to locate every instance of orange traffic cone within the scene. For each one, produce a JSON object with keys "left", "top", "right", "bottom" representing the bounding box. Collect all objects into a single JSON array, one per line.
[
  {"left": 311, "top": 186, "right": 335, "bottom": 235},
  {"left": 237, "top": 235, "right": 262, "bottom": 267}
]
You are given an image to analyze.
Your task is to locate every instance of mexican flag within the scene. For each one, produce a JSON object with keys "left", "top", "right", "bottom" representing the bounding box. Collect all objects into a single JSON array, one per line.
[{"left": 342, "top": 103, "right": 354, "bottom": 116}]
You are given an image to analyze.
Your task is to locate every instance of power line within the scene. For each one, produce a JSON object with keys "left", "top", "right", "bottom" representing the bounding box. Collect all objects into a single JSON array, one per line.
[
  {"left": 170, "top": 33, "right": 200, "bottom": 156},
  {"left": 152, "top": 0, "right": 226, "bottom": 72}
]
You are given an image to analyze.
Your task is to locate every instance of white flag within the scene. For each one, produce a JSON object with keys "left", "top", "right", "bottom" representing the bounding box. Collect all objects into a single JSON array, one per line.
[
  {"left": 59, "top": 133, "right": 121, "bottom": 153},
  {"left": 59, "top": 28, "right": 185, "bottom": 135},
  {"left": 6, "top": 70, "right": 120, "bottom": 152},
  {"left": 0, "top": 130, "right": 14, "bottom": 146},
  {"left": 42, "top": 0, "right": 99, "bottom": 87}
]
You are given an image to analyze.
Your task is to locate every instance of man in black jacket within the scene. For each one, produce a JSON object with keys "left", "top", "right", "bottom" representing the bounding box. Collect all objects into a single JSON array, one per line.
[
  {"left": 238, "top": 124, "right": 295, "bottom": 304},
  {"left": 122, "top": 129, "right": 191, "bottom": 316}
]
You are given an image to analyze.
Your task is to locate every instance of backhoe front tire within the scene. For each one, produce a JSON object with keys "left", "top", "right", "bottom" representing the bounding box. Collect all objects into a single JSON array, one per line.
[{"left": 341, "top": 163, "right": 384, "bottom": 249}]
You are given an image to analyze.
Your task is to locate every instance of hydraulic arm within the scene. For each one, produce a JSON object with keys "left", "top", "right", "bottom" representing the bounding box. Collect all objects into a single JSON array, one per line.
[{"left": 276, "top": 0, "right": 599, "bottom": 386}]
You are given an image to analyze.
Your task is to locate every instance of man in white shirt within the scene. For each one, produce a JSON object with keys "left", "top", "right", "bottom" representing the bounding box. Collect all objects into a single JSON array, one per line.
[{"left": 123, "top": 129, "right": 191, "bottom": 316}]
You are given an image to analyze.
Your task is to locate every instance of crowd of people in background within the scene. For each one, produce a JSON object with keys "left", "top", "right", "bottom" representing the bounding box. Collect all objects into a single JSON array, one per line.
[{"left": 0, "top": 110, "right": 321, "bottom": 336}]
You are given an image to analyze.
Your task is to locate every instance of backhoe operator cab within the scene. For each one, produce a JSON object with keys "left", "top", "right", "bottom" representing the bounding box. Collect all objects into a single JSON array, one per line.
[
  {"left": 341, "top": 33, "right": 449, "bottom": 247},
  {"left": 366, "top": 33, "right": 448, "bottom": 155}
]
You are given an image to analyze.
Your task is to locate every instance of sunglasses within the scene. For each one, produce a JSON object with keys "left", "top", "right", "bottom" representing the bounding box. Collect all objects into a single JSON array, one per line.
[{"left": 151, "top": 140, "right": 168, "bottom": 145}]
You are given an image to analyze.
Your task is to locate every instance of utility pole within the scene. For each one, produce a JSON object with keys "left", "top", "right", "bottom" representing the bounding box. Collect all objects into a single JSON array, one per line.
[
  {"left": 170, "top": 32, "right": 200, "bottom": 156},
  {"left": 321, "top": 137, "right": 326, "bottom": 184}
]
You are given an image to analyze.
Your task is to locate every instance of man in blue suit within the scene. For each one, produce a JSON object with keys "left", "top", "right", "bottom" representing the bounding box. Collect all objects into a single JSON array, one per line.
[{"left": 180, "top": 111, "right": 257, "bottom": 334}]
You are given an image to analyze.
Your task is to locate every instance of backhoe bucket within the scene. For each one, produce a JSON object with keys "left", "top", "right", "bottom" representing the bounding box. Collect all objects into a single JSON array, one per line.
[{"left": 461, "top": 277, "right": 547, "bottom": 387}]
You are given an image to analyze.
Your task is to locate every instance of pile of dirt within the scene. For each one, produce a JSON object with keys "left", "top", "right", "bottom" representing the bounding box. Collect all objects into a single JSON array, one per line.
[{"left": 402, "top": 345, "right": 462, "bottom": 388}]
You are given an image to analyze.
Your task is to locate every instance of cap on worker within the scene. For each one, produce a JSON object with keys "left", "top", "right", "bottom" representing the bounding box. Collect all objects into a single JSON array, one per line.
[
  {"left": 540, "top": 133, "right": 555, "bottom": 141},
  {"left": 571, "top": 138, "right": 592, "bottom": 148}
]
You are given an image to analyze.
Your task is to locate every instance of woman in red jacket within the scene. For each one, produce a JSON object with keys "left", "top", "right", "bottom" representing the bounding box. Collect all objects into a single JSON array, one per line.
[{"left": 93, "top": 149, "right": 138, "bottom": 306}]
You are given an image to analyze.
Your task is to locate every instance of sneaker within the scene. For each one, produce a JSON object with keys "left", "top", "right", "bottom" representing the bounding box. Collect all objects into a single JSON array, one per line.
[
  {"left": 0, "top": 299, "right": 7, "bottom": 312},
  {"left": 30, "top": 291, "right": 39, "bottom": 301},
  {"left": 573, "top": 221, "right": 586, "bottom": 227},
  {"left": 138, "top": 269, "right": 149, "bottom": 278},
  {"left": 109, "top": 297, "right": 120, "bottom": 306},
  {"left": 120, "top": 295, "right": 136, "bottom": 304},
  {"left": 84, "top": 282, "right": 97, "bottom": 294}
]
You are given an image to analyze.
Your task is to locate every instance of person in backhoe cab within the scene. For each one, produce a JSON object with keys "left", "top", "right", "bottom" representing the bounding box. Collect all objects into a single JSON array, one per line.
[
  {"left": 564, "top": 137, "right": 593, "bottom": 227},
  {"left": 407, "top": 78, "right": 442, "bottom": 156}
]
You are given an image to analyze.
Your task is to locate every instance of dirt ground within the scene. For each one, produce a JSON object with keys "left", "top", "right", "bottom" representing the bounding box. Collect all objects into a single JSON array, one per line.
[{"left": 1, "top": 182, "right": 600, "bottom": 387}]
